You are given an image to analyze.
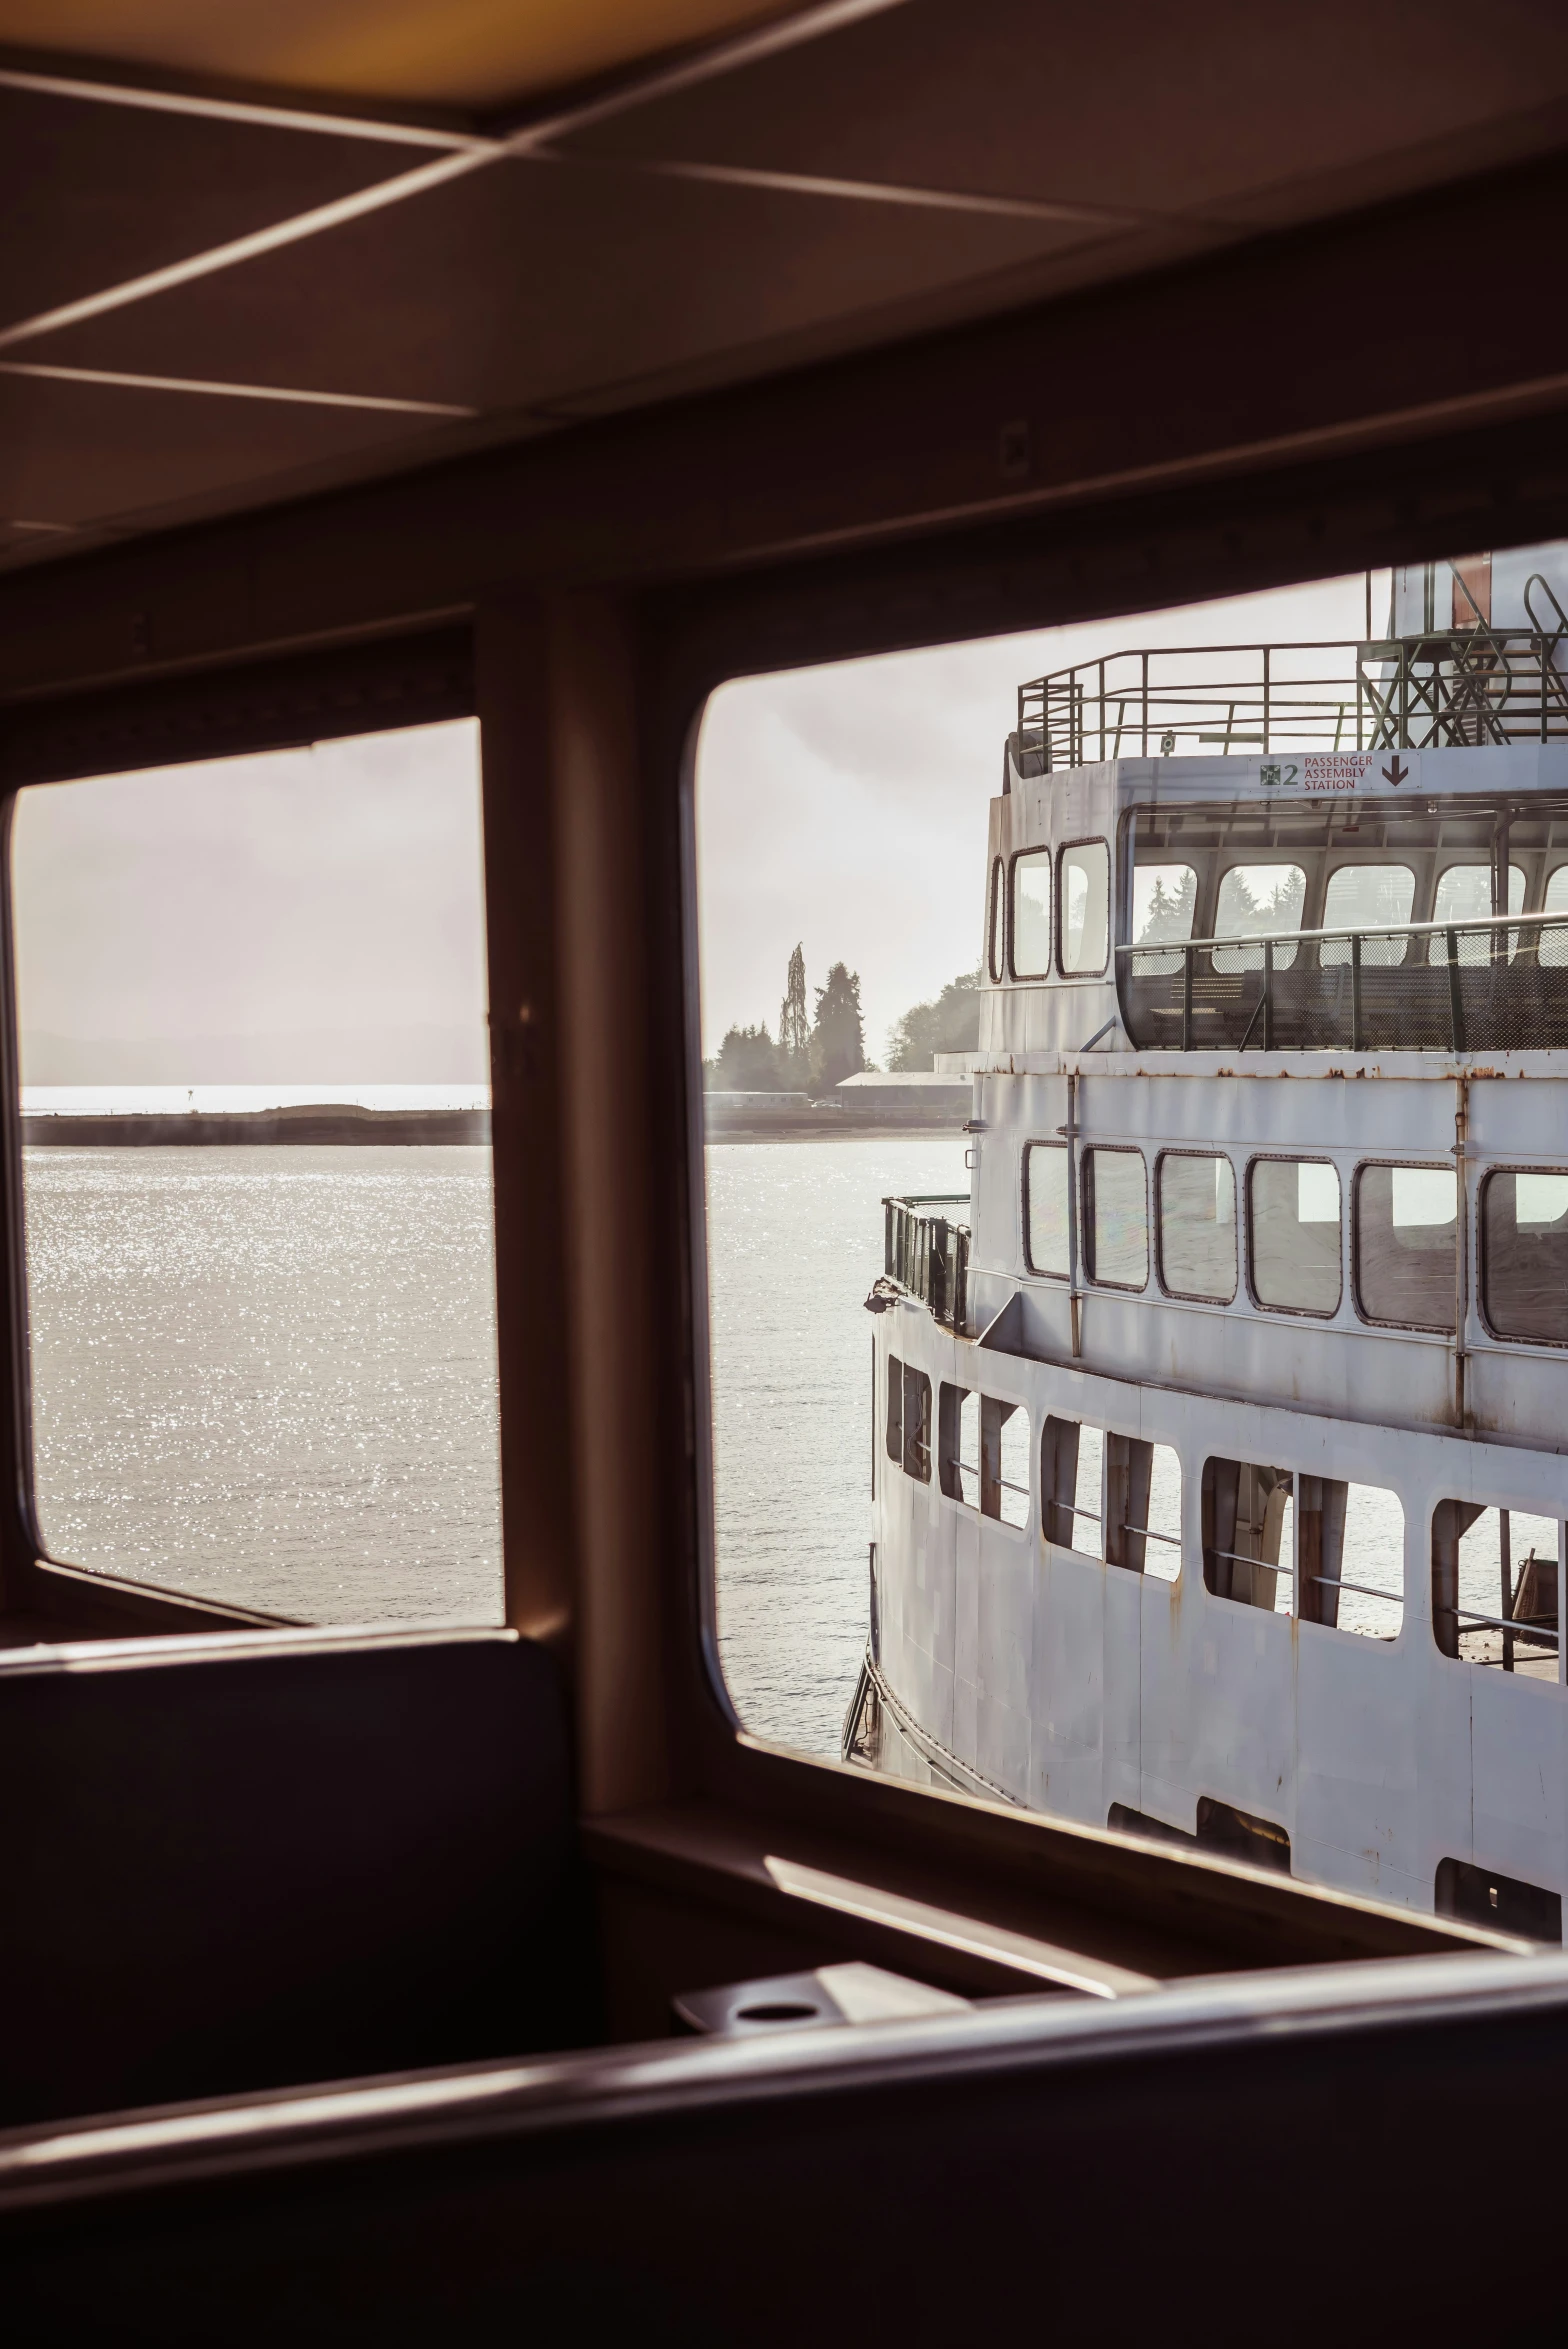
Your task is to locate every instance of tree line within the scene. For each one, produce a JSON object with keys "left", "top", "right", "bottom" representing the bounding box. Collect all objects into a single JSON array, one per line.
[{"left": 706, "top": 945, "right": 982, "bottom": 1092}]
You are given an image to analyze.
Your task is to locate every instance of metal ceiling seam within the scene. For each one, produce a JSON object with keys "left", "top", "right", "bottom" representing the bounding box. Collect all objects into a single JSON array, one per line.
[
  {"left": 0, "top": 61, "right": 492, "bottom": 148},
  {"left": 0, "top": 145, "right": 498, "bottom": 352},
  {"left": 0, "top": 360, "right": 475, "bottom": 417},
  {"left": 629, "top": 159, "right": 1139, "bottom": 226}
]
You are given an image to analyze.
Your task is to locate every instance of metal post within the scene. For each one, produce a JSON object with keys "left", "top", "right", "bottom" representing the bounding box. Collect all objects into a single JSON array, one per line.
[
  {"left": 1099, "top": 658, "right": 1106, "bottom": 765},
  {"left": 1141, "top": 651, "right": 1149, "bottom": 758},
  {"left": 1446, "top": 928, "right": 1465, "bottom": 1055},
  {"left": 1182, "top": 940, "right": 1193, "bottom": 1052},
  {"left": 1263, "top": 937, "right": 1274, "bottom": 1053},
  {"left": 1350, "top": 929, "right": 1363, "bottom": 1053},
  {"left": 1558, "top": 1520, "right": 1566, "bottom": 1687},
  {"left": 1501, "top": 1508, "right": 1514, "bottom": 1674},
  {"left": 1064, "top": 1071, "right": 1082, "bottom": 1360},
  {"left": 1263, "top": 644, "right": 1271, "bottom": 755},
  {"left": 1453, "top": 1076, "right": 1469, "bottom": 1429}
]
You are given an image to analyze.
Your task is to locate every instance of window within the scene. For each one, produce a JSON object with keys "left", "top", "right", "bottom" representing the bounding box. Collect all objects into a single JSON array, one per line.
[
  {"left": 1427, "top": 862, "right": 1524, "bottom": 963},
  {"left": 1204, "top": 1460, "right": 1402, "bottom": 1634},
  {"left": 1540, "top": 866, "right": 1568, "bottom": 967},
  {"left": 886, "top": 1355, "right": 931, "bottom": 1483},
  {"left": 1482, "top": 1170, "right": 1568, "bottom": 1344},
  {"left": 1058, "top": 841, "right": 1109, "bottom": 974},
  {"left": 1212, "top": 862, "right": 1305, "bottom": 971},
  {"left": 1157, "top": 1152, "right": 1236, "bottom": 1302},
  {"left": 1249, "top": 1158, "right": 1341, "bottom": 1316},
  {"left": 1040, "top": 1416, "right": 1103, "bottom": 1556},
  {"left": 987, "top": 855, "right": 1005, "bottom": 981},
  {"left": 939, "top": 1386, "right": 1027, "bottom": 1527},
  {"left": 1202, "top": 1457, "right": 1294, "bottom": 1613},
  {"left": 1083, "top": 1147, "right": 1147, "bottom": 1289},
  {"left": 1354, "top": 1164, "right": 1457, "bottom": 1332},
  {"left": 1009, "top": 850, "right": 1051, "bottom": 978},
  {"left": 1436, "top": 1858, "right": 1562, "bottom": 1943},
  {"left": 1433, "top": 1501, "right": 1561, "bottom": 1677},
  {"left": 1129, "top": 863, "right": 1197, "bottom": 975},
  {"left": 14, "top": 721, "right": 502, "bottom": 1629},
  {"left": 1023, "top": 1141, "right": 1070, "bottom": 1277},
  {"left": 1320, "top": 864, "right": 1415, "bottom": 965}
]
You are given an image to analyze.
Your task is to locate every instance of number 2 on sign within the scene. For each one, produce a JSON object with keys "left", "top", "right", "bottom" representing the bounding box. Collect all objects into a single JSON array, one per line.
[{"left": 1260, "top": 762, "right": 1299, "bottom": 787}]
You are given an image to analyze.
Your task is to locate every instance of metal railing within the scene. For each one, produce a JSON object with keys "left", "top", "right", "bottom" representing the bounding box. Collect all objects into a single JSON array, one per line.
[
  {"left": 1118, "top": 906, "right": 1568, "bottom": 1053},
  {"left": 884, "top": 1194, "right": 969, "bottom": 1329},
  {"left": 1016, "top": 627, "right": 1568, "bottom": 773}
]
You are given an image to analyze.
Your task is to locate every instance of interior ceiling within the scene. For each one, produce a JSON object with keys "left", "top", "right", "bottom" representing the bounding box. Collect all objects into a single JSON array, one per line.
[{"left": 7, "top": 0, "right": 1568, "bottom": 575}]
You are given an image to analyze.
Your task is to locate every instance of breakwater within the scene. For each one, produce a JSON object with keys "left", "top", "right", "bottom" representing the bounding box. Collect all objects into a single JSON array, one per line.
[{"left": 22, "top": 1103, "right": 491, "bottom": 1147}]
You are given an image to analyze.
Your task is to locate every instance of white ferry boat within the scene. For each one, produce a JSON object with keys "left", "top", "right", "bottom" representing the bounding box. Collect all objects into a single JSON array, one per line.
[{"left": 846, "top": 548, "right": 1568, "bottom": 1939}]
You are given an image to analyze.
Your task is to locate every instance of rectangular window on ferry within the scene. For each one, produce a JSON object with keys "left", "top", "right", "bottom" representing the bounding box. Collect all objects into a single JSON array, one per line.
[
  {"left": 694, "top": 541, "right": 1568, "bottom": 1927},
  {"left": 12, "top": 722, "right": 502, "bottom": 1628}
]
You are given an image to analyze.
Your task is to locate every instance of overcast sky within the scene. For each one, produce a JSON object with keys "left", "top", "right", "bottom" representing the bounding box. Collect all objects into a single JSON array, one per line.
[
  {"left": 12, "top": 578, "right": 1381, "bottom": 1088},
  {"left": 696, "top": 570, "right": 1373, "bottom": 1062},
  {"left": 13, "top": 719, "right": 488, "bottom": 1086}
]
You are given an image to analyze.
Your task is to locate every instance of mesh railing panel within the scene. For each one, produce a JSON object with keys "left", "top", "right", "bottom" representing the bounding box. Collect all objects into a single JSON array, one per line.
[
  {"left": 1120, "top": 913, "right": 1568, "bottom": 1053},
  {"left": 884, "top": 1195, "right": 970, "bottom": 1329}
]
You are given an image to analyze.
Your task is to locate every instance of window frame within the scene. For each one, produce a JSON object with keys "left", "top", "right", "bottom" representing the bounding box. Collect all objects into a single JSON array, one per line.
[
  {"left": 1055, "top": 837, "right": 1111, "bottom": 979},
  {"left": 1477, "top": 1163, "right": 1568, "bottom": 1350},
  {"left": 1007, "top": 846, "right": 1052, "bottom": 980},
  {"left": 1021, "top": 1138, "right": 1071, "bottom": 1281},
  {"left": 1244, "top": 1152, "right": 1344, "bottom": 1321},
  {"left": 1155, "top": 1148, "right": 1238, "bottom": 1305},
  {"left": 1351, "top": 1158, "right": 1461, "bottom": 1336},
  {"left": 1082, "top": 1143, "right": 1149, "bottom": 1294},
  {"left": 987, "top": 854, "right": 1006, "bottom": 983}
]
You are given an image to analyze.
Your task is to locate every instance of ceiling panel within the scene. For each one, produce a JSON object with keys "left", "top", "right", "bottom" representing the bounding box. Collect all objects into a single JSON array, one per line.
[
  {"left": 0, "top": 0, "right": 807, "bottom": 110},
  {"left": 556, "top": 0, "right": 1568, "bottom": 221},
  {"left": 13, "top": 154, "right": 1115, "bottom": 418},
  {"left": 0, "top": 369, "right": 445, "bottom": 532},
  {"left": 0, "top": 80, "right": 440, "bottom": 327}
]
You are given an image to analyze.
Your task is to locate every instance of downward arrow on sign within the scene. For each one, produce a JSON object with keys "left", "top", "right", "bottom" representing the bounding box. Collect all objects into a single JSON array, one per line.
[{"left": 1382, "top": 756, "right": 1409, "bottom": 786}]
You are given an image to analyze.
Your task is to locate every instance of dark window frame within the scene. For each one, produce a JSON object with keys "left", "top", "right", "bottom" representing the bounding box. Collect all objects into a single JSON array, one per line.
[
  {"left": 1056, "top": 838, "right": 1112, "bottom": 979},
  {"left": 1155, "top": 1148, "right": 1239, "bottom": 1305},
  {"left": 1021, "top": 1139, "right": 1071, "bottom": 1281},
  {"left": 1082, "top": 1144, "right": 1149, "bottom": 1294},
  {"left": 1351, "top": 1158, "right": 1461, "bottom": 1336},
  {"left": 1008, "top": 846, "right": 1053, "bottom": 980},
  {"left": 1244, "top": 1153, "right": 1344, "bottom": 1320},
  {"left": 987, "top": 854, "right": 1005, "bottom": 983},
  {"left": 1477, "top": 1163, "right": 1568, "bottom": 1350}
]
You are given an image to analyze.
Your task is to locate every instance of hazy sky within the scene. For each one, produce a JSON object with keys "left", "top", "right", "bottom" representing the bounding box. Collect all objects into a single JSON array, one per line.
[
  {"left": 696, "top": 570, "right": 1374, "bottom": 1062},
  {"left": 14, "top": 719, "right": 487, "bottom": 1086},
  {"left": 12, "top": 577, "right": 1382, "bottom": 1087}
]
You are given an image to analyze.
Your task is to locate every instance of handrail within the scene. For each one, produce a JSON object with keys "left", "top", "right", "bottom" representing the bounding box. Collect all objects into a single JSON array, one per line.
[
  {"left": 1017, "top": 627, "right": 1568, "bottom": 771},
  {"left": 1117, "top": 905, "right": 1568, "bottom": 959},
  {"left": 1525, "top": 570, "right": 1568, "bottom": 640}
]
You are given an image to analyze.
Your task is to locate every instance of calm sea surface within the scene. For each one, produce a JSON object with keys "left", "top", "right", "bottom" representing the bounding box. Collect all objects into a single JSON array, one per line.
[{"left": 24, "top": 1135, "right": 1414, "bottom": 1755}]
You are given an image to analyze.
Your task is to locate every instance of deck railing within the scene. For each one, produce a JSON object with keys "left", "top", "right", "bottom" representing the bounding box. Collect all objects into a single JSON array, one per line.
[
  {"left": 1016, "top": 629, "right": 1568, "bottom": 772},
  {"left": 884, "top": 1194, "right": 969, "bottom": 1328},
  {"left": 1118, "top": 907, "right": 1568, "bottom": 1053}
]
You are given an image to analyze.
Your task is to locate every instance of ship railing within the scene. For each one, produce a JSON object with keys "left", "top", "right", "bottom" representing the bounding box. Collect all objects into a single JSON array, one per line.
[
  {"left": 884, "top": 1194, "right": 970, "bottom": 1330},
  {"left": 1015, "top": 631, "right": 1568, "bottom": 773},
  {"left": 1117, "top": 905, "right": 1568, "bottom": 1053}
]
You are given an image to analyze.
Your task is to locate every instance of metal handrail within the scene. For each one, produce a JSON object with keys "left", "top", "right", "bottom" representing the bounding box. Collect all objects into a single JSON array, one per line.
[
  {"left": 1017, "top": 629, "right": 1568, "bottom": 772},
  {"left": 1118, "top": 905, "right": 1568, "bottom": 959}
]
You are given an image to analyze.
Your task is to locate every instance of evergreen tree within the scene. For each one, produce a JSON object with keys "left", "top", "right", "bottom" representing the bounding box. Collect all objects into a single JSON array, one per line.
[
  {"left": 885, "top": 966, "right": 983, "bottom": 1070},
  {"left": 810, "top": 962, "right": 866, "bottom": 1089},
  {"left": 709, "top": 1022, "right": 784, "bottom": 1090},
  {"left": 778, "top": 944, "right": 810, "bottom": 1059}
]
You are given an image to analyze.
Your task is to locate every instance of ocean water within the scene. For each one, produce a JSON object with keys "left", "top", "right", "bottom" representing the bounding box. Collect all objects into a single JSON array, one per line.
[
  {"left": 24, "top": 1146, "right": 504, "bottom": 1625},
  {"left": 705, "top": 1134, "right": 969, "bottom": 1756}
]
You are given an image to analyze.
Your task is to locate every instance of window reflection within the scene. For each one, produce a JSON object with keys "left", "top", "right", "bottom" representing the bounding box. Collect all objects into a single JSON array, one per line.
[
  {"left": 1158, "top": 1152, "right": 1236, "bottom": 1302},
  {"left": 1355, "top": 1164, "right": 1456, "bottom": 1332},
  {"left": 1010, "top": 850, "right": 1052, "bottom": 978},
  {"left": 1249, "top": 1157, "right": 1341, "bottom": 1315},
  {"left": 1213, "top": 862, "right": 1304, "bottom": 971},
  {"left": 1058, "top": 841, "right": 1109, "bottom": 974},
  {"left": 1320, "top": 864, "right": 1415, "bottom": 964},
  {"left": 1428, "top": 862, "right": 1524, "bottom": 963},
  {"left": 1084, "top": 1147, "right": 1147, "bottom": 1289},
  {"left": 1482, "top": 1170, "right": 1568, "bottom": 1344},
  {"left": 1024, "top": 1142, "right": 1069, "bottom": 1277}
]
